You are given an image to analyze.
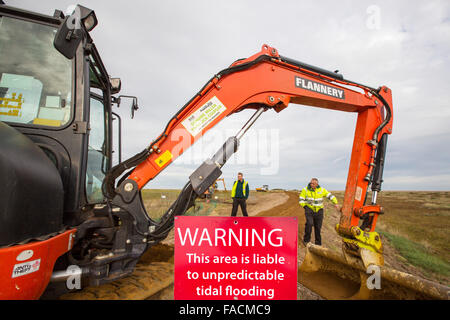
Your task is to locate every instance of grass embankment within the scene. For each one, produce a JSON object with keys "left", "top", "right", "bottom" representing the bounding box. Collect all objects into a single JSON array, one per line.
[
  {"left": 141, "top": 189, "right": 229, "bottom": 221},
  {"left": 141, "top": 189, "right": 284, "bottom": 221},
  {"left": 379, "top": 231, "right": 450, "bottom": 277}
]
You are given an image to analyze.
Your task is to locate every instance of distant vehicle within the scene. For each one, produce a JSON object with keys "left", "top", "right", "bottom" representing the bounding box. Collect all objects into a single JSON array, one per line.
[
  {"left": 256, "top": 185, "right": 269, "bottom": 192},
  {"left": 200, "top": 177, "right": 226, "bottom": 199}
]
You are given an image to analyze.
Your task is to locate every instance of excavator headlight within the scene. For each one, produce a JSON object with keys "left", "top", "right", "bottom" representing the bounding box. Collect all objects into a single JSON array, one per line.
[
  {"left": 78, "top": 6, "right": 98, "bottom": 32},
  {"left": 54, "top": 5, "right": 97, "bottom": 58},
  {"left": 110, "top": 78, "right": 122, "bottom": 94}
]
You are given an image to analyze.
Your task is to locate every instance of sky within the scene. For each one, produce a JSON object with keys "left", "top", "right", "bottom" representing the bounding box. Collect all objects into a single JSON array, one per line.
[{"left": 6, "top": 0, "right": 450, "bottom": 190}]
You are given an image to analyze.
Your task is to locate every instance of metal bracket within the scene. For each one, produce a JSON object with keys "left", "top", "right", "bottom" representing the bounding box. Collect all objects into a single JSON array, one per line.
[
  {"left": 343, "top": 226, "right": 384, "bottom": 268},
  {"left": 73, "top": 121, "right": 89, "bottom": 134},
  {"left": 189, "top": 160, "right": 222, "bottom": 196}
]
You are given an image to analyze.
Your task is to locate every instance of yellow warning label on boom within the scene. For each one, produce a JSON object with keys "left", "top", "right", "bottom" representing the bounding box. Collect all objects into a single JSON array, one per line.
[{"left": 155, "top": 150, "right": 173, "bottom": 168}]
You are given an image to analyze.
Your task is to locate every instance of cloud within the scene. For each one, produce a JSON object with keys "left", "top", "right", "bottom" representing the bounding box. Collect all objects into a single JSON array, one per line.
[{"left": 7, "top": 0, "right": 450, "bottom": 190}]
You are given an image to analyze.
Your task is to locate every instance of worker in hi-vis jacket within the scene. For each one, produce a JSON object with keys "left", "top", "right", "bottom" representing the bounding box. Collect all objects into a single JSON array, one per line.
[
  {"left": 230, "top": 172, "right": 250, "bottom": 217},
  {"left": 299, "top": 178, "right": 340, "bottom": 246}
]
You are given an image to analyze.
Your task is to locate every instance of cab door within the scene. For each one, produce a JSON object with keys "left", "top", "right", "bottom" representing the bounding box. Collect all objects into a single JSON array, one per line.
[
  {"left": 85, "top": 56, "right": 113, "bottom": 204},
  {"left": 86, "top": 93, "right": 110, "bottom": 203}
]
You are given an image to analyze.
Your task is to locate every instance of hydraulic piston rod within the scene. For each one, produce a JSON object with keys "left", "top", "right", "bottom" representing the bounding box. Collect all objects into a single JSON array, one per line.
[
  {"left": 236, "top": 107, "right": 266, "bottom": 141},
  {"left": 190, "top": 107, "right": 266, "bottom": 194}
]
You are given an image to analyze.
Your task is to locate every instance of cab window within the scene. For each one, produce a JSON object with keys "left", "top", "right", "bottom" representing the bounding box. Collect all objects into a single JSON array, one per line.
[
  {"left": 86, "top": 95, "right": 109, "bottom": 203},
  {"left": 0, "top": 16, "right": 72, "bottom": 127}
]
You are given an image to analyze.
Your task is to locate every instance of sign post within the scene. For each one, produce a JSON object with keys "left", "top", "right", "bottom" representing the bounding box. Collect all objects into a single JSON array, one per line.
[{"left": 174, "top": 216, "right": 298, "bottom": 300}]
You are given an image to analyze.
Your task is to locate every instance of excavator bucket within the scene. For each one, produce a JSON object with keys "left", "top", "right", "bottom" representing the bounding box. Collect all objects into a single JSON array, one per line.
[{"left": 299, "top": 243, "right": 449, "bottom": 300}]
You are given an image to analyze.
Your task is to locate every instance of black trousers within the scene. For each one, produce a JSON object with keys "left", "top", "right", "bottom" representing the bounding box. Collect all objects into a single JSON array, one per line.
[
  {"left": 303, "top": 207, "right": 324, "bottom": 245},
  {"left": 231, "top": 198, "right": 248, "bottom": 217}
]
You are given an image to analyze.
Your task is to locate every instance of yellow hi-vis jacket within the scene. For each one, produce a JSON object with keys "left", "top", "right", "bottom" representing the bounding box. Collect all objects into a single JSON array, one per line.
[
  {"left": 299, "top": 185, "right": 338, "bottom": 212},
  {"left": 231, "top": 180, "right": 249, "bottom": 198}
]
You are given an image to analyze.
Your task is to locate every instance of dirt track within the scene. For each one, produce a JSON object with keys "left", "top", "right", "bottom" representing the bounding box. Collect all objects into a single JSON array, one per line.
[
  {"left": 58, "top": 191, "right": 370, "bottom": 300},
  {"left": 255, "top": 191, "right": 326, "bottom": 299}
]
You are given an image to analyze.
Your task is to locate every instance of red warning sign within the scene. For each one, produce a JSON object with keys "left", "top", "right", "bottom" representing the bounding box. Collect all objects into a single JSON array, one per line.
[{"left": 174, "top": 216, "right": 298, "bottom": 300}]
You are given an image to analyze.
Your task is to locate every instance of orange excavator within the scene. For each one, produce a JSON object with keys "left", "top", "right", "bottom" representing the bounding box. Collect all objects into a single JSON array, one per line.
[
  {"left": 201, "top": 177, "right": 226, "bottom": 200},
  {"left": 0, "top": 4, "right": 447, "bottom": 300}
]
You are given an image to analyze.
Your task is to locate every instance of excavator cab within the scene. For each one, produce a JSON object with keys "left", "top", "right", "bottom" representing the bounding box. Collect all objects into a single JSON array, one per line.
[
  {"left": 0, "top": 4, "right": 120, "bottom": 211},
  {"left": 0, "top": 4, "right": 131, "bottom": 298}
]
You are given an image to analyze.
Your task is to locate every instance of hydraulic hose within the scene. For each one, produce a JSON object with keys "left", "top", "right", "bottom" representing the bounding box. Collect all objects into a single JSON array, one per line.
[
  {"left": 104, "top": 55, "right": 273, "bottom": 199},
  {"left": 370, "top": 89, "right": 392, "bottom": 142}
]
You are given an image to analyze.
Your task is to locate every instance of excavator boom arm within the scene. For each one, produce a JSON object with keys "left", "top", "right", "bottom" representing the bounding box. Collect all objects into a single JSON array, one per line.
[{"left": 106, "top": 44, "right": 393, "bottom": 237}]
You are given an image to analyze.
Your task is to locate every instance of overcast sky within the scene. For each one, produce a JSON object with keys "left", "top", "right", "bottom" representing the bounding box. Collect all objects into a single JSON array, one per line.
[{"left": 8, "top": 0, "right": 450, "bottom": 190}]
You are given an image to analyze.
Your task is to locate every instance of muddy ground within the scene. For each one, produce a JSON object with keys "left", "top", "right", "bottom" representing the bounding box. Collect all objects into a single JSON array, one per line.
[{"left": 62, "top": 190, "right": 449, "bottom": 300}]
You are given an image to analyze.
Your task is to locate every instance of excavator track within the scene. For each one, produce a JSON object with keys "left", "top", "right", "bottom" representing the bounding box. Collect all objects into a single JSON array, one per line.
[{"left": 60, "top": 244, "right": 175, "bottom": 300}]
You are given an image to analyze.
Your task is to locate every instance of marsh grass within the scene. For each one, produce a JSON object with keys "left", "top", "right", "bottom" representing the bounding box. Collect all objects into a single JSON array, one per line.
[
  {"left": 380, "top": 230, "right": 450, "bottom": 278},
  {"left": 329, "top": 191, "right": 450, "bottom": 280}
]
